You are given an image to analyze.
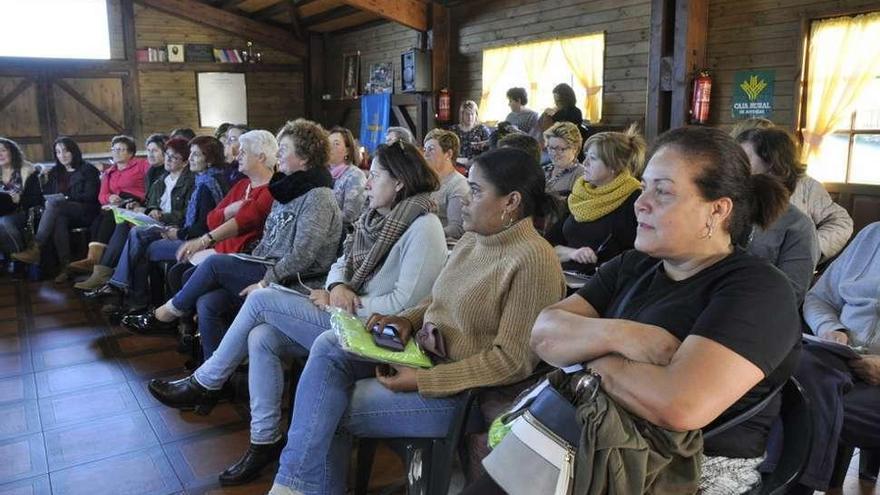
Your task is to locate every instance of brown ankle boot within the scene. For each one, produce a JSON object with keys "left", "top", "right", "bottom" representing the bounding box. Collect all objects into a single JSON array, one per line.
[
  {"left": 69, "top": 242, "right": 105, "bottom": 273},
  {"left": 11, "top": 243, "right": 40, "bottom": 265},
  {"left": 73, "top": 265, "right": 113, "bottom": 291}
]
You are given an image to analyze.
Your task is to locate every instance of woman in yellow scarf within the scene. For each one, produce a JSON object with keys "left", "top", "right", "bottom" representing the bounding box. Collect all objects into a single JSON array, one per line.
[{"left": 546, "top": 125, "right": 646, "bottom": 275}]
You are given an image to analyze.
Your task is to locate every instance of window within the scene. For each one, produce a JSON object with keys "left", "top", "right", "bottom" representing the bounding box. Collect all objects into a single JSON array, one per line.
[
  {"left": 0, "top": 0, "right": 111, "bottom": 59},
  {"left": 479, "top": 33, "right": 604, "bottom": 125},
  {"left": 801, "top": 12, "right": 880, "bottom": 184}
]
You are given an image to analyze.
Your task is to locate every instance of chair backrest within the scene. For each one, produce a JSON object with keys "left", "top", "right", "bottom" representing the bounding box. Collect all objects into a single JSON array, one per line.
[
  {"left": 703, "top": 381, "right": 785, "bottom": 441},
  {"left": 759, "top": 377, "right": 814, "bottom": 495}
]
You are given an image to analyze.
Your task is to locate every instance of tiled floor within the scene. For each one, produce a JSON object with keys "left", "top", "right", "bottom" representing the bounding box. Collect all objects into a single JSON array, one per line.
[
  {"left": 0, "top": 279, "right": 293, "bottom": 494},
  {"left": 0, "top": 277, "right": 874, "bottom": 495}
]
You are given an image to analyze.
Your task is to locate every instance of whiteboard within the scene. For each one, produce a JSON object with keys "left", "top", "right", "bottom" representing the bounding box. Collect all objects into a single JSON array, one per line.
[{"left": 197, "top": 72, "right": 247, "bottom": 127}]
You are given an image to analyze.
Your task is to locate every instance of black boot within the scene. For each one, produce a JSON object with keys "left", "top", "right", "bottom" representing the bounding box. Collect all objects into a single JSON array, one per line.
[
  {"left": 148, "top": 376, "right": 221, "bottom": 415},
  {"left": 122, "top": 311, "right": 178, "bottom": 335},
  {"left": 219, "top": 439, "right": 285, "bottom": 486}
]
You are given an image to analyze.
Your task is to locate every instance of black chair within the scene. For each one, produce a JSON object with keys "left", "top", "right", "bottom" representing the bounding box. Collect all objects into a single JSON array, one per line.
[
  {"left": 748, "top": 378, "right": 813, "bottom": 495},
  {"left": 354, "top": 388, "right": 480, "bottom": 495},
  {"left": 828, "top": 446, "right": 880, "bottom": 489}
]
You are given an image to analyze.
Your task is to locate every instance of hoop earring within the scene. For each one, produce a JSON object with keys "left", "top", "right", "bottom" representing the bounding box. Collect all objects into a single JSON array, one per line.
[{"left": 500, "top": 210, "right": 514, "bottom": 230}]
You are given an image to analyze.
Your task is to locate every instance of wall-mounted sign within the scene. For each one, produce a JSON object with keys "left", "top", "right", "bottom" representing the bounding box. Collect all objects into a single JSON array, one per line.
[{"left": 731, "top": 70, "right": 775, "bottom": 119}]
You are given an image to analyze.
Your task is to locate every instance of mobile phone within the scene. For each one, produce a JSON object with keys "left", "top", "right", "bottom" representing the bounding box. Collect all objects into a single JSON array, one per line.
[{"left": 372, "top": 324, "right": 405, "bottom": 352}]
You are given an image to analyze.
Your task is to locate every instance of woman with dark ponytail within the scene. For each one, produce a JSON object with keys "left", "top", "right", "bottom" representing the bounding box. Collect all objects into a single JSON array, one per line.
[
  {"left": 737, "top": 128, "right": 820, "bottom": 304},
  {"left": 502, "top": 126, "right": 803, "bottom": 494}
]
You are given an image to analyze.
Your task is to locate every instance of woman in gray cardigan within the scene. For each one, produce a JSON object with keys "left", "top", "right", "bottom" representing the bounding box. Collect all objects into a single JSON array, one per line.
[
  {"left": 145, "top": 141, "right": 448, "bottom": 486},
  {"left": 121, "top": 122, "right": 343, "bottom": 334},
  {"left": 738, "top": 128, "right": 820, "bottom": 304}
]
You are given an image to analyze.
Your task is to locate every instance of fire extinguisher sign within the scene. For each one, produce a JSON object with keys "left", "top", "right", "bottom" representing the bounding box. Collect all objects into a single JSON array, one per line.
[{"left": 731, "top": 70, "right": 775, "bottom": 119}]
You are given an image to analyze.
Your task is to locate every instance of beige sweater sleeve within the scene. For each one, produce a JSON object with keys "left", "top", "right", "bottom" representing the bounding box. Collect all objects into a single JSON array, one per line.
[{"left": 416, "top": 255, "right": 565, "bottom": 397}]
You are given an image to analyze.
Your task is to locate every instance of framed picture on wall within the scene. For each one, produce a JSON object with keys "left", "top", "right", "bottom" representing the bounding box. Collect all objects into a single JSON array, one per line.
[
  {"left": 166, "top": 44, "right": 184, "bottom": 63},
  {"left": 366, "top": 62, "right": 393, "bottom": 94},
  {"left": 342, "top": 52, "right": 360, "bottom": 99}
]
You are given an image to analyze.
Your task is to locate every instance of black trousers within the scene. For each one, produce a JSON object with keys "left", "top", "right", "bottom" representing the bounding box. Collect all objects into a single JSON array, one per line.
[
  {"left": 88, "top": 210, "right": 117, "bottom": 245},
  {"left": 794, "top": 345, "right": 880, "bottom": 490}
]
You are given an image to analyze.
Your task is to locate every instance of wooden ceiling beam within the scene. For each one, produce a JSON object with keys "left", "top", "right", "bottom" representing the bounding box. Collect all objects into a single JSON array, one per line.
[
  {"left": 301, "top": 5, "right": 358, "bottom": 26},
  {"left": 338, "top": 0, "right": 428, "bottom": 31},
  {"left": 252, "top": 1, "right": 290, "bottom": 21},
  {"left": 136, "top": 0, "right": 307, "bottom": 58}
]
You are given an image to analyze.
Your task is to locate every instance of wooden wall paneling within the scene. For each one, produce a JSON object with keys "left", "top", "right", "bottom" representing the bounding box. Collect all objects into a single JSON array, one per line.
[
  {"left": 247, "top": 71, "right": 305, "bottom": 130},
  {"left": 121, "top": 0, "right": 143, "bottom": 140},
  {"left": 34, "top": 78, "right": 60, "bottom": 159},
  {"left": 705, "top": 0, "right": 880, "bottom": 130},
  {"left": 0, "top": 78, "right": 41, "bottom": 139},
  {"left": 108, "top": 0, "right": 127, "bottom": 59},
  {"left": 53, "top": 78, "right": 126, "bottom": 136},
  {"left": 135, "top": 0, "right": 307, "bottom": 58}
]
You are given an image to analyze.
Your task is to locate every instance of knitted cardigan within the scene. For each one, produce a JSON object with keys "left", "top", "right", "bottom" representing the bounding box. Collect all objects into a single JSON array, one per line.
[{"left": 399, "top": 218, "right": 566, "bottom": 397}]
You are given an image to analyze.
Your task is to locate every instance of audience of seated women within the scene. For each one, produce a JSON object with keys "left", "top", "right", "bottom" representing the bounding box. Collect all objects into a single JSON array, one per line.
[
  {"left": 11, "top": 137, "right": 100, "bottom": 283},
  {"left": 122, "top": 120, "right": 342, "bottom": 337},
  {"left": 790, "top": 221, "right": 880, "bottom": 493},
  {"left": 737, "top": 128, "right": 820, "bottom": 304},
  {"left": 502, "top": 126, "right": 801, "bottom": 494},
  {"left": 451, "top": 100, "right": 490, "bottom": 163},
  {"left": 0, "top": 137, "right": 42, "bottom": 257},
  {"left": 150, "top": 129, "right": 278, "bottom": 355},
  {"left": 248, "top": 147, "right": 565, "bottom": 495},
  {"left": 106, "top": 136, "right": 226, "bottom": 311},
  {"left": 69, "top": 135, "right": 150, "bottom": 273},
  {"left": 423, "top": 129, "right": 469, "bottom": 241},
  {"left": 327, "top": 126, "right": 367, "bottom": 229},
  {"left": 547, "top": 125, "right": 644, "bottom": 275},
  {"left": 147, "top": 141, "right": 449, "bottom": 485},
  {"left": 542, "top": 121, "right": 584, "bottom": 196},
  {"left": 74, "top": 137, "right": 193, "bottom": 292}
]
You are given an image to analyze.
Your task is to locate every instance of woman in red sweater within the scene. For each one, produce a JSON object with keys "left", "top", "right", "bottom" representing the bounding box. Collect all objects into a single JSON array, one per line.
[{"left": 70, "top": 135, "right": 151, "bottom": 272}]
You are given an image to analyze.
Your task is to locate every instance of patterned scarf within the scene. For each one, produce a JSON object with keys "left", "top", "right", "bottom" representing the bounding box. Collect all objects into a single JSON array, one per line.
[
  {"left": 184, "top": 168, "right": 224, "bottom": 228},
  {"left": 567, "top": 171, "right": 641, "bottom": 223},
  {"left": 343, "top": 192, "right": 436, "bottom": 292}
]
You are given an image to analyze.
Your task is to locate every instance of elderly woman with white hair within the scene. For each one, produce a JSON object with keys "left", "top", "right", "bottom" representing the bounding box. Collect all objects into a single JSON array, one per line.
[{"left": 122, "top": 121, "right": 344, "bottom": 351}]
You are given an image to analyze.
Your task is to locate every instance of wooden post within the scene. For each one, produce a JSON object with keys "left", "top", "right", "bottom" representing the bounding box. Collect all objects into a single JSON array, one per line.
[
  {"left": 306, "top": 33, "right": 326, "bottom": 121},
  {"left": 645, "top": 0, "right": 708, "bottom": 141},
  {"left": 120, "top": 0, "right": 143, "bottom": 140}
]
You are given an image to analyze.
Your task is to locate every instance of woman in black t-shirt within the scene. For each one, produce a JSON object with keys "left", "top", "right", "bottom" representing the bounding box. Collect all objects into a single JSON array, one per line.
[{"left": 530, "top": 127, "right": 802, "bottom": 492}]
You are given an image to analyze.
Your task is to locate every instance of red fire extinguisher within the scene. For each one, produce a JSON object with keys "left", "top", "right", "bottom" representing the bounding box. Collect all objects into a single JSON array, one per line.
[
  {"left": 437, "top": 88, "right": 451, "bottom": 124},
  {"left": 690, "top": 70, "right": 712, "bottom": 125}
]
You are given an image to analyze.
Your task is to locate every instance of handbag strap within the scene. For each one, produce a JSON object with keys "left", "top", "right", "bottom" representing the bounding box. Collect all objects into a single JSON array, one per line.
[{"left": 608, "top": 261, "right": 662, "bottom": 319}]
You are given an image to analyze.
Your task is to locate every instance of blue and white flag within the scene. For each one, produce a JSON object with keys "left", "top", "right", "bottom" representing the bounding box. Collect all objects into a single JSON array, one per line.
[{"left": 360, "top": 93, "right": 391, "bottom": 154}]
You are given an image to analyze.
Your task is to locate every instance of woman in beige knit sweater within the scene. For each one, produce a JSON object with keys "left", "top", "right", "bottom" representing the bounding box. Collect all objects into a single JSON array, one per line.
[{"left": 267, "top": 147, "right": 566, "bottom": 495}]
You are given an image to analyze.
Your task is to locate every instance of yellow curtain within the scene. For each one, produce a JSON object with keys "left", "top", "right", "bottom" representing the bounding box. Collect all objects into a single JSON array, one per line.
[
  {"left": 802, "top": 12, "right": 880, "bottom": 163},
  {"left": 560, "top": 33, "right": 605, "bottom": 124},
  {"left": 479, "top": 46, "right": 513, "bottom": 115},
  {"left": 522, "top": 40, "right": 553, "bottom": 99}
]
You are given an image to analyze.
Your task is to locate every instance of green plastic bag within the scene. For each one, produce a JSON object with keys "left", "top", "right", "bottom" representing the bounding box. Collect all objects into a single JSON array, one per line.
[{"left": 330, "top": 308, "right": 434, "bottom": 369}]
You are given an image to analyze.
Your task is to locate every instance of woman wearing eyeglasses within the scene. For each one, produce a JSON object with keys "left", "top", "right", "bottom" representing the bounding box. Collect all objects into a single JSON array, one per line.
[
  {"left": 547, "top": 125, "right": 645, "bottom": 276},
  {"left": 542, "top": 122, "right": 585, "bottom": 197},
  {"left": 69, "top": 135, "right": 151, "bottom": 273}
]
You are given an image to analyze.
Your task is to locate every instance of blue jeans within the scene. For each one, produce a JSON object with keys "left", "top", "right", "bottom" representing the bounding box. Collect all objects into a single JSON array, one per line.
[
  {"left": 274, "top": 331, "right": 464, "bottom": 495},
  {"left": 98, "top": 223, "right": 132, "bottom": 267},
  {"left": 194, "top": 288, "right": 330, "bottom": 442},
  {"left": 110, "top": 227, "right": 182, "bottom": 305},
  {"left": 170, "top": 254, "right": 266, "bottom": 312}
]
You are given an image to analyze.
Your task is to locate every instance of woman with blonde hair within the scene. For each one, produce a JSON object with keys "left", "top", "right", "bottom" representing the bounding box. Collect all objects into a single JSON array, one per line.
[
  {"left": 542, "top": 121, "right": 584, "bottom": 196},
  {"left": 452, "top": 100, "right": 490, "bottom": 162},
  {"left": 547, "top": 124, "right": 645, "bottom": 275}
]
